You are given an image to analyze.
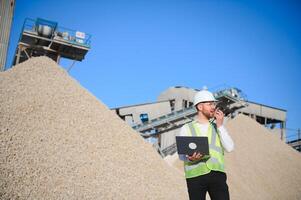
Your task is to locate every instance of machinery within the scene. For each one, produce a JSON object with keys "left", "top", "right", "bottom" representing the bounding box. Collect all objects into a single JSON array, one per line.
[{"left": 12, "top": 18, "right": 91, "bottom": 66}]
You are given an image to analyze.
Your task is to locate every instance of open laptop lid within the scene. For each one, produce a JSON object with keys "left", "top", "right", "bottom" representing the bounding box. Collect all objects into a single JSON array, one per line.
[{"left": 176, "top": 136, "right": 209, "bottom": 156}]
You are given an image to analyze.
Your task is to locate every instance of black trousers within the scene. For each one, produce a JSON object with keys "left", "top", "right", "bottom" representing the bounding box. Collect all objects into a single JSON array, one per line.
[{"left": 186, "top": 171, "right": 230, "bottom": 200}]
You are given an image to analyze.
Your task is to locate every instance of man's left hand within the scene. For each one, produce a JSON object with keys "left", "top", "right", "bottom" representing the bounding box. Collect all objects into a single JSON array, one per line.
[{"left": 214, "top": 109, "right": 224, "bottom": 128}]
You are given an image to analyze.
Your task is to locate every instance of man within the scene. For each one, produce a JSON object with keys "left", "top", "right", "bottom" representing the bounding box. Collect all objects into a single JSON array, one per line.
[{"left": 178, "top": 89, "right": 234, "bottom": 200}]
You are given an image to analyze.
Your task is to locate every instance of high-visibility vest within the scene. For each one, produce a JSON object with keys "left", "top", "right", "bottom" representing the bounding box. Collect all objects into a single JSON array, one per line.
[{"left": 184, "top": 121, "right": 225, "bottom": 179}]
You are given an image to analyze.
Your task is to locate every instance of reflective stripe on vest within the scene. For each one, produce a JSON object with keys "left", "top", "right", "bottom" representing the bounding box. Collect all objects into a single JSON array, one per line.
[{"left": 184, "top": 121, "right": 225, "bottom": 178}]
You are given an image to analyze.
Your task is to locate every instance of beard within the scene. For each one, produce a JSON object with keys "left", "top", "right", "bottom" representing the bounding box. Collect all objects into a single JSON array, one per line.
[{"left": 203, "top": 110, "right": 214, "bottom": 119}]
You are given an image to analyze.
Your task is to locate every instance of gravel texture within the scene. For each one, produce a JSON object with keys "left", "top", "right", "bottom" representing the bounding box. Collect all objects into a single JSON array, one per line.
[
  {"left": 0, "top": 57, "right": 188, "bottom": 200},
  {"left": 225, "top": 114, "right": 301, "bottom": 200}
]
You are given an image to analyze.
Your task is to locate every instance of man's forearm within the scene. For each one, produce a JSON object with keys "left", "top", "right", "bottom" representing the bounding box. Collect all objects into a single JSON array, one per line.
[{"left": 218, "top": 126, "right": 234, "bottom": 152}]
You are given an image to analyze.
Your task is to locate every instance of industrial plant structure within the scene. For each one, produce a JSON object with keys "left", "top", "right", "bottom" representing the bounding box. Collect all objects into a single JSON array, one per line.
[
  {"left": 113, "top": 86, "right": 287, "bottom": 156},
  {"left": 12, "top": 18, "right": 91, "bottom": 67}
]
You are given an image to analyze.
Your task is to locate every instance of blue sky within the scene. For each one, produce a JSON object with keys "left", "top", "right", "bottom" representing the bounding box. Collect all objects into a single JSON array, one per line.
[{"left": 6, "top": 0, "right": 301, "bottom": 139}]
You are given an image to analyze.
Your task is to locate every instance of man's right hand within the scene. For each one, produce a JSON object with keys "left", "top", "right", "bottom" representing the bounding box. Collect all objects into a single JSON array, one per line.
[{"left": 187, "top": 152, "right": 203, "bottom": 162}]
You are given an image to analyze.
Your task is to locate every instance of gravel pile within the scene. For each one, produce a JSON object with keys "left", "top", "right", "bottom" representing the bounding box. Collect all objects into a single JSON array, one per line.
[
  {"left": 225, "top": 114, "right": 301, "bottom": 200},
  {"left": 0, "top": 57, "right": 188, "bottom": 200}
]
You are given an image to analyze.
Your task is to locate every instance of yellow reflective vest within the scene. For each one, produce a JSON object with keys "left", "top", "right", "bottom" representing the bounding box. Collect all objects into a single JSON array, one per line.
[{"left": 183, "top": 121, "right": 225, "bottom": 179}]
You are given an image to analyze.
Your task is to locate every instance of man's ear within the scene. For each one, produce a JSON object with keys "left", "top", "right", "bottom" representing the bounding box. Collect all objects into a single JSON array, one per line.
[{"left": 196, "top": 103, "right": 202, "bottom": 111}]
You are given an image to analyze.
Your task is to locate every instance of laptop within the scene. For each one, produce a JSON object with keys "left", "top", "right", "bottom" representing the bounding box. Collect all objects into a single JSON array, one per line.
[{"left": 176, "top": 136, "right": 209, "bottom": 156}]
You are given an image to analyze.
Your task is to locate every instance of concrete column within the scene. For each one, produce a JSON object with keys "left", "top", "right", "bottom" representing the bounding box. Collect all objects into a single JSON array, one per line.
[{"left": 0, "top": 0, "right": 15, "bottom": 71}]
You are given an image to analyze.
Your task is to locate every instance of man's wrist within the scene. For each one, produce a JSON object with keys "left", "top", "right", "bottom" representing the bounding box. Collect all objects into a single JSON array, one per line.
[{"left": 216, "top": 121, "right": 223, "bottom": 128}]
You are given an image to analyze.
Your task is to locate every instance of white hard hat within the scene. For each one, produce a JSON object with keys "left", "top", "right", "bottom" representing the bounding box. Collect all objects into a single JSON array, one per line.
[{"left": 193, "top": 90, "right": 217, "bottom": 106}]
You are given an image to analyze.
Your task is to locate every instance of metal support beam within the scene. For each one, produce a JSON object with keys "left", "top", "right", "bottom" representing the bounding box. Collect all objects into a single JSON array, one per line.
[
  {"left": 16, "top": 44, "right": 22, "bottom": 65},
  {"left": 23, "top": 48, "right": 30, "bottom": 59},
  {"left": 56, "top": 54, "right": 61, "bottom": 63},
  {"left": 280, "top": 121, "right": 286, "bottom": 141},
  {"left": 298, "top": 128, "right": 301, "bottom": 150}
]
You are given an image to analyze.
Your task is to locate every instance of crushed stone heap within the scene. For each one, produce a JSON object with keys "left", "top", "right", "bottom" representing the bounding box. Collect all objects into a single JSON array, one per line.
[
  {"left": 225, "top": 114, "right": 301, "bottom": 200},
  {"left": 0, "top": 57, "right": 188, "bottom": 200}
]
